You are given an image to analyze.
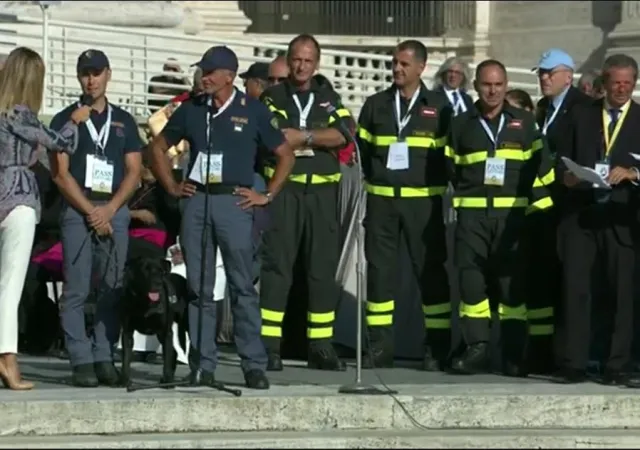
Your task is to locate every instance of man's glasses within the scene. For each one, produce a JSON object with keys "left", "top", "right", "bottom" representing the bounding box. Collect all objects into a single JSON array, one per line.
[{"left": 268, "top": 76, "right": 287, "bottom": 84}]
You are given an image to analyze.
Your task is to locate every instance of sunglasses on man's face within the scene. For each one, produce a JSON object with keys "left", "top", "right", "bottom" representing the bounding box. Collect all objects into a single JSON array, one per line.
[{"left": 268, "top": 76, "right": 287, "bottom": 84}]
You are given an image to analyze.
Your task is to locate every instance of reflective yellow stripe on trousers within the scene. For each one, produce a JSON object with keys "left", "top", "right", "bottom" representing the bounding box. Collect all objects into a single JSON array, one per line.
[
  {"left": 307, "top": 311, "right": 335, "bottom": 339},
  {"left": 261, "top": 308, "right": 285, "bottom": 338},
  {"left": 528, "top": 306, "right": 554, "bottom": 336},
  {"left": 366, "top": 300, "right": 394, "bottom": 326},
  {"left": 423, "top": 303, "right": 452, "bottom": 329}
]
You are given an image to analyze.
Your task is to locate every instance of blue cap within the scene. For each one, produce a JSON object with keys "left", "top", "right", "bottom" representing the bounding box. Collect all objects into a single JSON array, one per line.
[
  {"left": 533, "top": 48, "right": 575, "bottom": 71},
  {"left": 192, "top": 46, "right": 238, "bottom": 73},
  {"left": 76, "top": 49, "right": 110, "bottom": 73}
]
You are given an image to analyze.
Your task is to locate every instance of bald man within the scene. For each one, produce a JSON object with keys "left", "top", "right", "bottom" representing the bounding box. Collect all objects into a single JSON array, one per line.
[{"left": 268, "top": 55, "right": 288, "bottom": 86}]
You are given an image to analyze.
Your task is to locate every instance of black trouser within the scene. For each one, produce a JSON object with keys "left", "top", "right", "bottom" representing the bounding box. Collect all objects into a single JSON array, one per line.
[
  {"left": 558, "top": 205, "right": 635, "bottom": 372},
  {"left": 521, "top": 210, "right": 559, "bottom": 370},
  {"left": 455, "top": 210, "right": 528, "bottom": 363},
  {"left": 260, "top": 183, "right": 340, "bottom": 352},
  {"left": 364, "top": 194, "right": 450, "bottom": 360}
]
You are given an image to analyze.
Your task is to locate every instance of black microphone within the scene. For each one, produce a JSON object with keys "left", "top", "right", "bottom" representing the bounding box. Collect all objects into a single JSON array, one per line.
[{"left": 79, "top": 94, "right": 94, "bottom": 107}]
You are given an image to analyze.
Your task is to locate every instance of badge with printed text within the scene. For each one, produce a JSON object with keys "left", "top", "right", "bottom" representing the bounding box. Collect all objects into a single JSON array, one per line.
[
  {"left": 507, "top": 119, "right": 523, "bottom": 129},
  {"left": 420, "top": 107, "right": 437, "bottom": 118},
  {"left": 484, "top": 157, "right": 506, "bottom": 186}
]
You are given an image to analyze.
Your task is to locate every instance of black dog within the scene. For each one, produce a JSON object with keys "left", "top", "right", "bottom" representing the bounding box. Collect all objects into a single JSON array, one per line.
[{"left": 120, "top": 256, "right": 187, "bottom": 388}]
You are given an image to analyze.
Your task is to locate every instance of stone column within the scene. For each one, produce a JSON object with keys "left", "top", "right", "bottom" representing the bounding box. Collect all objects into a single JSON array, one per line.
[
  {"left": 473, "top": 0, "right": 491, "bottom": 62},
  {"left": 607, "top": 1, "right": 640, "bottom": 61}
]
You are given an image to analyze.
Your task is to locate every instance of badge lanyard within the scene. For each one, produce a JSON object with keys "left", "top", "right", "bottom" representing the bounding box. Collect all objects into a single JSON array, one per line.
[
  {"left": 205, "top": 89, "right": 237, "bottom": 146},
  {"left": 542, "top": 103, "right": 561, "bottom": 135},
  {"left": 394, "top": 88, "right": 420, "bottom": 138},
  {"left": 292, "top": 93, "right": 315, "bottom": 129},
  {"left": 81, "top": 103, "right": 112, "bottom": 157},
  {"left": 602, "top": 105, "right": 629, "bottom": 157},
  {"left": 449, "top": 90, "right": 466, "bottom": 115},
  {"left": 479, "top": 114, "right": 505, "bottom": 151}
]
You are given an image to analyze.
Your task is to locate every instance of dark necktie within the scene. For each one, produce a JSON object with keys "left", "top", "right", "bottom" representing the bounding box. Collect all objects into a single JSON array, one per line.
[
  {"left": 452, "top": 91, "right": 459, "bottom": 106},
  {"left": 608, "top": 108, "right": 620, "bottom": 138}
]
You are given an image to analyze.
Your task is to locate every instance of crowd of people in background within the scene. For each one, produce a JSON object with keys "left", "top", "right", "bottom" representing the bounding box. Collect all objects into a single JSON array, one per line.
[{"left": 0, "top": 33, "right": 638, "bottom": 392}]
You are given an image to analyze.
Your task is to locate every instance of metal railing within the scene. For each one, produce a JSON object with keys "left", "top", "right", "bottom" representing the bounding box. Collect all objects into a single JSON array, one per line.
[{"left": 1, "top": 16, "right": 629, "bottom": 121}]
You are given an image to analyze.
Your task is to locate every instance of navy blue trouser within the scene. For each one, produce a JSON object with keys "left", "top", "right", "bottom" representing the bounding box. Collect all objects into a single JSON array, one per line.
[
  {"left": 59, "top": 204, "right": 129, "bottom": 367},
  {"left": 181, "top": 192, "right": 266, "bottom": 373}
]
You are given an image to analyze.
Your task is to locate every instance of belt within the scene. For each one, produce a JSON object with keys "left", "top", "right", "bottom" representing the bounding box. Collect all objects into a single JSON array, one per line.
[
  {"left": 264, "top": 166, "right": 341, "bottom": 185},
  {"left": 192, "top": 182, "right": 249, "bottom": 195}
]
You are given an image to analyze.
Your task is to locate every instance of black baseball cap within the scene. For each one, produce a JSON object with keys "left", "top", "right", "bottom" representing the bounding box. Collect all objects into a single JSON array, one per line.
[
  {"left": 77, "top": 49, "right": 110, "bottom": 73},
  {"left": 192, "top": 46, "right": 238, "bottom": 73},
  {"left": 239, "top": 62, "right": 269, "bottom": 81}
]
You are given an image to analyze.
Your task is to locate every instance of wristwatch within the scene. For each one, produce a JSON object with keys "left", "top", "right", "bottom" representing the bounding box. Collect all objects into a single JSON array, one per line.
[
  {"left": 264, "top": 191, "right": 273, "bottom": 203},
  {"left": 303, "top": 131, "right": 313, "bottom": 147}
]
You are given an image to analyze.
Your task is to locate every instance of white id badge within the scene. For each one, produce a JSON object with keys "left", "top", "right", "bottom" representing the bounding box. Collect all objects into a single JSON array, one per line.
[
  {"left": 386, "top": 141, "right": 409, "bottom": 171},
  {"left": 294, "top": 148, "right": 315, "bottom": 158},
  {"left": 484, "top": 157, "right": 506, "bottom": 186},
  {"left": 200, "top": 153, "right": 223, "bottom": 184},
  {"left": 91, "top": 157, "right": 114, "bottom": 194},
  {"left": 594, "top": 161, "right": 610, "bottom": 188},
  {"left": 595, "top": 162, "right": 609, "bottom": 179},
  {"left": 84, "top": 155, "right": 95, "bottom": 189}
]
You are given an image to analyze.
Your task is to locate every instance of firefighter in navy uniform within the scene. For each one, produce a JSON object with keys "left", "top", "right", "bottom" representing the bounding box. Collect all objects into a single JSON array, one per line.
[
  {"left": 259, "top": 34, "right": 355, "bottom": 371},
  {"left": 357, "top": 40, "right": 453, "bottom": 371},
  {"left": 445, "top": 60, "right": 555, "bottom": 376}
]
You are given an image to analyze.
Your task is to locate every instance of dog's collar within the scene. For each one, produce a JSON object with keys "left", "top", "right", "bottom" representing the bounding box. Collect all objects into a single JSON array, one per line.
[{"left": 163, "top": 277, "right": 178, "bottom": 305}]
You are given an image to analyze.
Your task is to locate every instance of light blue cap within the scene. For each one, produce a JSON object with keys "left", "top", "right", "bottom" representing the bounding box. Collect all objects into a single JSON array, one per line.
[{"left": 532, "top": 48, "right": 575, "bottom": 71}]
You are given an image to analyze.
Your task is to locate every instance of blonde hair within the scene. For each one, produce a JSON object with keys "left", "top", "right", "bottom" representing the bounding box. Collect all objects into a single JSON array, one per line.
[{"left": 0, "top": 47, "right": 45, "bottom": 114}]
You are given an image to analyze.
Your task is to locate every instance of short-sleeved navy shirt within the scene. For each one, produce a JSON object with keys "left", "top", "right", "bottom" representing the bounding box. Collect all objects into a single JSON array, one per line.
[
  {"left": 50, "top": 103, "right": 143, "bottom": 199},
  {"left": 162, "top": 89, "right": 285, "bottom": 187}
]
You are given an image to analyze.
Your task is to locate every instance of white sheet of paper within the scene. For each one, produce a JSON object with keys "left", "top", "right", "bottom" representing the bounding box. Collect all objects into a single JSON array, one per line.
[
  {"left": 386, "top": 142, "right": 409, "bottom": 170},
  {"left": 84, "top": 155, "right": 94, "bottom": 188},
  {"left": 561, "top": 156, "right": 611, "bottom": 189}
]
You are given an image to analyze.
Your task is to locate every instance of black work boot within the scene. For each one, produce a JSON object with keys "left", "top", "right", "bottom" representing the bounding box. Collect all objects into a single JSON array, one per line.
[
  {"left": 71, "top": 363, "right": 99, "bottom": 388},
  {"left": 501, "top": 320, "right": 529, "bottom": 378},
  {"left": 450, "top": 342, "right": 491, "bottom": 375},
  {"left": 422, "top": 346, "right": 442, "bottom": 372},
  {"left": 308, "top": 340, "right": 346, "bottom": 371},
  {"left": 363, "top": 327, "right": 394, "bottom": 369},
  {"left": 266, "top": 350, "right": 284, "bottom": 372}
]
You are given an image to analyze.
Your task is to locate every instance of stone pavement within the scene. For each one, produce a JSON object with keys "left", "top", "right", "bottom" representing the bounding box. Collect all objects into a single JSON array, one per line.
[{"left": 2, "top": 354, "right": 640, "bottom": 448}]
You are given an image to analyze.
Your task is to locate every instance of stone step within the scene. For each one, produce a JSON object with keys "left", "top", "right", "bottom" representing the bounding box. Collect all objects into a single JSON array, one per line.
[
  {"left": 2, "top": 429, "right": 640, "bottom": 449},
  {"left": 2, "top": 383, "right": 640, "bottom": 437}
]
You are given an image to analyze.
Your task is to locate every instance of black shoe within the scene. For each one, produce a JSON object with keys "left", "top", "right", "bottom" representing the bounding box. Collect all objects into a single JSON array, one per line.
[
  {"left": 550, "top": 367, "right": 586, "bottom": 384},
  {"left": 307, "top": 342, "right": 346, "bottom": 371},
  {"left": 362, "top": 347, "right": 394, "bottom": 369},
  {"left": 244, "top": 369, "right": 270, "bottom": 390},
  {"left": 267, "top": 351, "right": 283, "bottom": 372},
  {"left": 503, "top": 361, "right": 528, "bottom": 378},
  {"left": 422, "top": 347, "right": 444, "bottom": 372},
  {"left": 599, "top": 370, "right": 640, "bottom": 388},
  {"left": 183, "top": 369, "right": 216, "bottom": 386},
  {"left": 94, "top": 362, "right": 120, "bottom": 387},
  {"left": 450, "top": 343, "right": 490, "bottom": 375},
  {"left": 71, "top": 363, "right": 99, "bottom": 388}
]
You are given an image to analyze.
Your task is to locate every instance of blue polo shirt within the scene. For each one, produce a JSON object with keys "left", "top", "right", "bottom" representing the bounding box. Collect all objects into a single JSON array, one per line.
[
  {"left": 50, "top": 102, "right": 143, "bottom": 199},
  {"left": 162, "top": 89, "right": 284, "bottom": 187}
]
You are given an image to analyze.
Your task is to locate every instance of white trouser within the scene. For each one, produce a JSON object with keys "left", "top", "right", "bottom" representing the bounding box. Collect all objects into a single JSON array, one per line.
[{"left": 0, "top": 205, "right": 36, "bottom": 354}]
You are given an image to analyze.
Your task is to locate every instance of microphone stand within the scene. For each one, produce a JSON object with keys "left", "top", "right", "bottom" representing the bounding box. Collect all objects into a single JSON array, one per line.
[
  {"left": 333, "top": 111, "right": 391, "bottom": 396},
  {"left": 127, "top": 99, "right": 240, "bottom": 396}
]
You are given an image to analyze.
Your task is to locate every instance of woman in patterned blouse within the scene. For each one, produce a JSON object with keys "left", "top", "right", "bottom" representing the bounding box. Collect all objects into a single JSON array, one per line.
[{"left": 0, "top": 47, "right": 91, "bottom": 390}]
